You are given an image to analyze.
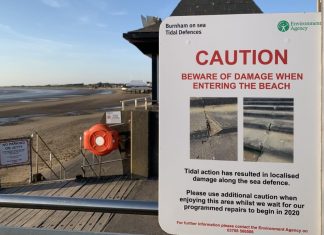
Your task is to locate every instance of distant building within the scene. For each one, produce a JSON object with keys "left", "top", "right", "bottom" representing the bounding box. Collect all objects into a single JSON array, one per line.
[{"left": 121, "top": 80, "right": 151, "bottom": 93}]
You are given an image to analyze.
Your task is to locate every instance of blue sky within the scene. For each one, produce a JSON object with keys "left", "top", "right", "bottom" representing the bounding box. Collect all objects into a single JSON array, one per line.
[{"left": 0, "top": 0, "right": 318, "bottom": 86}]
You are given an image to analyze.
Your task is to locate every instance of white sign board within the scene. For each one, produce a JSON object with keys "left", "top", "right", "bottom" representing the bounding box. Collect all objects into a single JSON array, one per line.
[
  {"left": 0, "top": 138, "right": 31, "bottom": 167},
  {"left": 106, "top": 111, "right": 121, "bottom": 124},
  {"left": 159, "top": 13, "right": 321, "bottom": 235}
]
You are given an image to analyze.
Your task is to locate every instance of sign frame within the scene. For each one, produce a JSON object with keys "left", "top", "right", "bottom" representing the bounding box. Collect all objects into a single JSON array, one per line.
[
  {"left": 106, "top": 111, "right": 122, "bottom": 124},
  {"left": 0, "top": 137, "right": 32, "bottom": 168},
  {"left": 159, "top": 13, "right": 322, "bottom": 235}
]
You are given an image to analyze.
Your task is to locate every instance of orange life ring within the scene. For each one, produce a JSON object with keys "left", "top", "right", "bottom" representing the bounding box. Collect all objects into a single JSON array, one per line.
[{"left": 83, "top": 124, "right": 119, "bottom": 156}]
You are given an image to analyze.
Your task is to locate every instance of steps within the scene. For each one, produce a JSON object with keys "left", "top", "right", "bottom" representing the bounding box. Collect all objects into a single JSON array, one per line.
[{"left": 243, "top": 98, "right": 294, "bottom": 163}]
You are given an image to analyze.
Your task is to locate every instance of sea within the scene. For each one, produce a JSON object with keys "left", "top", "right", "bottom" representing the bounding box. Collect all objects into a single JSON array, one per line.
[
  {"left": 0, "top": 87, "right": 113, "bottom": 126},
  {"left": 0, "top": 87, "right": 112, "bottom": 103}
]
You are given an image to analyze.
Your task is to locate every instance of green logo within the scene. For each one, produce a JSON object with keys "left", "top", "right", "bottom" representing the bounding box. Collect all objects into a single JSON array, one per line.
[{"left": 277, "top": 20, "right": 290, "bottom": 32}]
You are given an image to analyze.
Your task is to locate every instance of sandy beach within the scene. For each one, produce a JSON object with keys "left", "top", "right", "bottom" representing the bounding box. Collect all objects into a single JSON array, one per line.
[{"left": 0, "top": 88, "right": 147, "bottom": 185}]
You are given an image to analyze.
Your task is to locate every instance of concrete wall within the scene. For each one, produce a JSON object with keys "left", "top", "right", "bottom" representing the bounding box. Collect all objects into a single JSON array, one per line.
[
  {"left": 131, "top": 110, "right": 149, "bottom": 178},
  {"left": 148, "top": 111, "right": 159, "bottom": 177},
  {"left": 131, "top": 110, "right": 159, "bottom": 178},
  {"left": 103, "top": 110, "right": 159, "bottom": 178}
]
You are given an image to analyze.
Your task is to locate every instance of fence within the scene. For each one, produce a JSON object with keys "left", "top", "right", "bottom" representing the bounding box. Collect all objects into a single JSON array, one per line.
[
  {"left": 31, "top": 131, "right": 66, "bottom": 181},
  {"left": 0, "top": 194, "right": 158, "bottom": 235},
  {"left": 120, "top": 97, "right": 157, "bottom": 111}
]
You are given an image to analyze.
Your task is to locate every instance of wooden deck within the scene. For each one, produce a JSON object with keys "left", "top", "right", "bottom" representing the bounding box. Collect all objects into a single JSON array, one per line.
[{"left": 0, "top": 176, "right": 138, "bottom": 232}]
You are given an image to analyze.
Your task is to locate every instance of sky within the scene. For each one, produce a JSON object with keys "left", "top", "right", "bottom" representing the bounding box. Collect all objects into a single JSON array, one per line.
[{"left": 0, "top": 0, "right": 318, "bottom": 86}]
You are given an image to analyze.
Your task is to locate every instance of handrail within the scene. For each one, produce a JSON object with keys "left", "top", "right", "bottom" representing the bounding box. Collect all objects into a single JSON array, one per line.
[
  {"left": 0, "top": 194, "right": 158, "bottom": 215},
  {"left": 31, "top": 132, "right": 66, "bottom": 180},
  {"left": 120, "top": 97, "right": 151, "bottom": 103},
  {"left": 120, "top": 97, "right": 157, "bottom": 111},
  {"left": 0, "top": 226, "right": 133, "bottom": 235},
  {"left": 34, "top": 131, "right": 66, "bottom": 172},
  {"left": 82, "top": 159, "right": 125, "bottom": 167},
  {"left": 80, "top": 150, "right": 98, "bottom": 177},
  {"left": 80, "top": 136, "right": 98, "bottom": 177},
  {"left": 31, "top": 146, "right": 60, "bottom": 179}
]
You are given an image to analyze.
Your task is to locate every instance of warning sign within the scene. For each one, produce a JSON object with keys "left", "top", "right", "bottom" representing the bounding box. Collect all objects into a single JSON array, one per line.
[
  {"left": 0, "top": 138, "right": 31, "bottom": 167},
  {"left": 106, "top": 111, "right": 122, "bottom": 124},
  {"left": 159, "top": 13, "right": 321, "bottom": 235}
]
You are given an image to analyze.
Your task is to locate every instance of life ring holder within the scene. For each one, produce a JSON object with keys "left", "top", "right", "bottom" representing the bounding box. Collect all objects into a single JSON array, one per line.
[{"left": 83, "top": 124, "right": 119, "bottom": 156}]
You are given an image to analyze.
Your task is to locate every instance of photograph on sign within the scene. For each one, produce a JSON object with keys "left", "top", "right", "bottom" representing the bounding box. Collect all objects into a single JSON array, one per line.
[
  {"left": 159, "top": 13, "right": 321, "bottom": 235},
  {"left": 190, "top": 97, "right": 237, "bottom": 161},
  {"left": 243, "top": 97, "right": 294, "bottom": 163}
]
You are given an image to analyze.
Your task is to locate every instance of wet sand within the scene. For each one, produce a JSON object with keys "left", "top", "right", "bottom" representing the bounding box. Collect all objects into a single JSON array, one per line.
[{"left": 0, "top": 89, "right": 146, "bottom": 185}]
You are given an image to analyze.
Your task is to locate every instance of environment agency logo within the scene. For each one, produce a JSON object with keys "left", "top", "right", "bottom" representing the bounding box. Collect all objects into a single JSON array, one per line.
[
  {"left": 276, "top": 19, "right": 321, "bottom": 32},
  {"left": 277, "top": 20, "right": 289, "bottom": 32}
]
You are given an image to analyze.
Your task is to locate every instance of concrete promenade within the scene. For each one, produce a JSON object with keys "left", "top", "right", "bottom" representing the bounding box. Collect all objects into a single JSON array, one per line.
[
  {"left": 190, "top": 98, "right": 237, "bottom": 161},
  {"left": 244, "top": 98, "right": 294, "bottom": 163}
]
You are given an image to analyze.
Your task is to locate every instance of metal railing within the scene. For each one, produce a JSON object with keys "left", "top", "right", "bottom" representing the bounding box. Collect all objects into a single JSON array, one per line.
[
  {"left": 0, "top": 226, "right": 131, "bottom": 235},
  {"left": 31, "top": 132, "right": 66, "bottom": 180},
  {"left": 0, "top": 194, "right": 158, "bottom": 215},
  {"left": 120, "top": 97, "right": 157, "bottom": 111},
  {"left": 79, "top": 136, "right": 129, "bottom": 178},
  {"left": 80, "top": 137, "right": 98, "bottom": 177}
]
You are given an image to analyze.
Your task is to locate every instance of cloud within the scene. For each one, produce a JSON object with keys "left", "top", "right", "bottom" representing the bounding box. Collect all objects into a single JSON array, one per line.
[
  {"left": 41, "top": 0, "right": 65, "bottom": 8},
  {"left": 0, "top": 23, "right": 73, "bottom": 54},
  {"left": 96, "top": 23, "right": 107, "bottom": 28},
  {"left": 78, "top": 16, "right": 90, "bottom": 24},
  {"left": 86, "top": 0, "right": 108, "bottom": 11},
  {"left": 77, "top": 17, "right": 107, "bottom": 29},
  {"left": 0, "top": 24, "right": 12, "bottom": 32},
  {"left": 110, "top": 11, "right": 127, "bottom": 16}
]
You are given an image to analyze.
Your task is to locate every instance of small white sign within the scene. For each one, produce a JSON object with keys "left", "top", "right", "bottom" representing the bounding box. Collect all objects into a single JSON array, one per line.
[
  {"left": 0, "top": 138, "right": 31, "bottom": 167},
  {"left": 106, "top": 111, "right": 122, "bottom": 124}
]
